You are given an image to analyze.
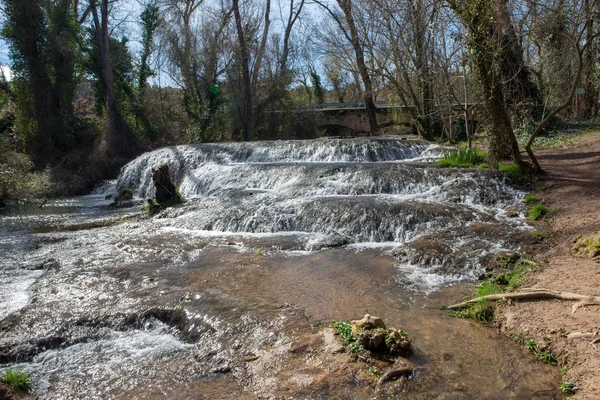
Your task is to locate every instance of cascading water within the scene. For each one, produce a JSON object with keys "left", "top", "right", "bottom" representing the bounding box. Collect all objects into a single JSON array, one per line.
[
  {"left": 0, "top": 137, "right": 558, "bottom": 399},
  {"left": 116, "top": 137, "right": 525, "bottom": 283}
]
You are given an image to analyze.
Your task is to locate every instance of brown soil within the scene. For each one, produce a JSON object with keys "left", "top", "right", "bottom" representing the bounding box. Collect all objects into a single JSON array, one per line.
[{"left": 497, "top": 131, "right": 600, "bottom": 399}]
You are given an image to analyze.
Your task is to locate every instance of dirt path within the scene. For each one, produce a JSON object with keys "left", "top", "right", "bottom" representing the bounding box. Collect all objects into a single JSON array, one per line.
[{"left": 498, "top": 131, "right": 600, "bottom": 399}]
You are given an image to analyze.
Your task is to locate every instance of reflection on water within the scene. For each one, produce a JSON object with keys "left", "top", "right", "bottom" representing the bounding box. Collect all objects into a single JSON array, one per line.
[{"left": 0, "top": 138, "right": 557, "bottom": 398}]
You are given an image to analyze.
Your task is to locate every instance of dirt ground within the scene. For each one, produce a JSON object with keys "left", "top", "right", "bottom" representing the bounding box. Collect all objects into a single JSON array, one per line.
[{"left": 497, "top": 130, "right": 600, "bottom": 399}]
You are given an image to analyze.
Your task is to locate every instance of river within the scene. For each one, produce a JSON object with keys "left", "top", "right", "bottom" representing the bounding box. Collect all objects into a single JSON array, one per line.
[{"left": 0, "top": 137, "right": 558, "bottom": 399}]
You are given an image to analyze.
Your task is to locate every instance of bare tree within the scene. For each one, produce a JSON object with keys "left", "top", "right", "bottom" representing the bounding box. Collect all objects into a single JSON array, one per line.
[{"left": 315, "top": 0, "right": 378, "bottom": 135}]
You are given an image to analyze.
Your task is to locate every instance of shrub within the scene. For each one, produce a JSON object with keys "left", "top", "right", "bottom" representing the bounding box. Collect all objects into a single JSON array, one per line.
[
  {"left": 559, "top": 381, "right": 577, "bottom": 395},
  {"left": 524, "top": 194, "right": 540, "bottom": 205},
  {"left": 0, "top": 138, "right": 53, "bottom": 203},
  {"left": 538, "top": 350, "right": 557, "bottom": 365},
  {"left": 1, "top": 367, "right": 32, "bottom": 391},
  {"left": 528, "top": 204, "right": 549, "bottom": 220},
  {"left": 437, "top": 147, "right": 487, "bottom": 168}
]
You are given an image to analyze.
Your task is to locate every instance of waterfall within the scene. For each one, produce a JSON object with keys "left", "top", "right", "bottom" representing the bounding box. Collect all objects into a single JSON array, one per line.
[{"left": 114, "top": 137, "right": 525, "bottom": 281}]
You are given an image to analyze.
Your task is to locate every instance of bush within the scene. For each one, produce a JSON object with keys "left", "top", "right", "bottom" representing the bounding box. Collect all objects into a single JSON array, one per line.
[
  {"left": 0, "top": 137, "right": 53, "bottom": 203},
  {"left": 524, "top": 194, "right": 540, "bottom": 205},
  {"left": 1, "top": 367, "right": 32, "bottom": 391},
  {"left": 437, "top": 147, "right": 487, "bottom": 168},
  {"left": 528, "top": 204, "right": 549, "bottom": 220}
]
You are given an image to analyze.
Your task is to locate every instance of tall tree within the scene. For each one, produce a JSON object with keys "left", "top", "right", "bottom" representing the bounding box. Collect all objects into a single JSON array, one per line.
[
  {"left": 1, "top": 0, "right": 79, "bottom": 165},
  {"left": 447, "top": 0, "right": 522, "bottom": 166},
  {"left": 316, "top": 0, "right": 378, "bottom": 135},
  {"left": 88, "top": 0, "right": 135, "bottom": 156}
]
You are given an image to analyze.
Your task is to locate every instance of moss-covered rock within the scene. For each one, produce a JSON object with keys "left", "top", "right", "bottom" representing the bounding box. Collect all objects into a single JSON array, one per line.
[
  {"left": 350, "top": 314, "right": 412, "bottom": 357},
  {"left": 572, "top": 232, "right": 600, "bottom": 258},
  {"left": 351, "top": 314, "right": 386, "bottom": 336}
]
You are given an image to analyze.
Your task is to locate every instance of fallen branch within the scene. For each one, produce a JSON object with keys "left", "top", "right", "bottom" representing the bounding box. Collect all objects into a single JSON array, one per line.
[
  {"left": 567, "top": 331, "right": 599, "bottom": 340},
  {"left": 567, "top": 331, "right": 600, "bottom": 349},
  {"left": 376, "top": 367, "right": 415, "bottom": 385},
  {"left": 446, "top": 289, "right": 600, "bottom": 313}
]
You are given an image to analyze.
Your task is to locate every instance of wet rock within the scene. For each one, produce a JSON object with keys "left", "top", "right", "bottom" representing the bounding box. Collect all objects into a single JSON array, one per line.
[
  {"left": 357, "top": 328, "right": 387, "bottom": 350},
  {"left": 505, "top": 207, "right": 521, "bottom": 218},
  {"left": 322, "top": 328, "right": 345, "bottom": 354},
  {"left": 109, "top": 188, "right": 134, "bottom": 208},
  {"left": 351, "top": 314, "right": 386, "bottom": 336},
  {"left": 351, "top": 314, "right": 411, "bottom": 357},
  {"left": 384, "top": 329, "right": 412, "bottom": 357},
  {"left": 20, "top": 258, "right": 59, "bottom": 271},
  {"left": 152, "top": 165, "right": 181, "bottom": 204}
]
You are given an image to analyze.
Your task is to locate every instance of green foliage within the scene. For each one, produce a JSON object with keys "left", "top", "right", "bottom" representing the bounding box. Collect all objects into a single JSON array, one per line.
[
  {"left": 368, "top": 365, "right": 381, "bottom": 379},
  {"left": 145, "top": 199, "right": 160, "bottom": 214},
  {"left": 0, "top": 137, "right": 53, "bottom": 202},
  {"left": 525, "top": 339, "right": 538, "bottom": 352},
  {"left": 1, "top": 367, "right": 32, "bottom": 391},
  {"left": 499, "top": 163, "right": 535, "bottom": 186},
  {"left": 331, "top": 321, "right": 353, "bottom": 343},
  {"left": 538, "top": 350, "right": 557, "bottom": 365},
  {"left": 145, "top": 189, "right": 183, "bottom": 215},
  {"left": 2, "top": 0, "right": 79, "bottom": 158},
  {"left": 571, "top": 232, "right": 600, "bottom": 258},
  {"left": 559, "top": 382, "right": 577, "bottom": 395},
  {"left": 331, "top": 321, "right": 365, "bottom": 353},
  {"left": 455, "top": 280, "right": 503, "bottom": 323},
  {"left": 533, "top": 230, "right": 548, "bottom": 240},
  {"left": 138, "top": 3, "right": 161, "bottom": 91},
  {"left": 524, "top": 194, "right": 540, "bottom": 205},
  {"left": 528, "top": 204, "right": 549, "bottom": 220},
  {"left": 309, "top": 70, "right": 325, "bottom": 104},
  {"left": 437, "top": 147, "right": 487, "bottom": 168},
  {"left": 492, "top": 262, "right": 531, "bottom": 291}
]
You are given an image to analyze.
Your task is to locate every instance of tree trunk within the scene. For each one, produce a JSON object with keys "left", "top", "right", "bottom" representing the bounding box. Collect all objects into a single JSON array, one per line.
[
  {"left": 493, "top": 0, "right": 541, "bottom": 116},
  {"left": 581, "top": 0, "right": 598, "bottom": 119},
  {"left": 232, "top": 0, "right": 255, "bottom": 141},
  {"left": 337, "top": 0, "right": 378, "bottom": 135},
  {"left": 89, "top": 0, "right": 133, "bottom": 157}
]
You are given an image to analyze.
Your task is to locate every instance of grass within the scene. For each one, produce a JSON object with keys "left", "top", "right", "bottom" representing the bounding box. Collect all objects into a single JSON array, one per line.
[
  {"left": 572, "top": 231, "right": 600, "bottom": 258},
  {"left": 455, "top": 257, "right": 534, "bottom": 322},
  {"left": 524, "top": 194, "right": 540, "bottom": 205},
  {"left": 1, "top": 367, "right": 32, "bottom": 391},
  {"left": 499, "top": 163, "right": 535, "bottom": 186},
  {"left": 437, "top": 147, "right": 487, "bottom": 168},
  {"left": 455, "top": 280, "right": 504, "bottom": 323},
  {"left": 528, "top": 204, "right": 549, "bottom": 220}
]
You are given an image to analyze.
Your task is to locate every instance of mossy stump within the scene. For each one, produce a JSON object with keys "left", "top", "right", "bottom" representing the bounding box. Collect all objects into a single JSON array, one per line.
[
  {"left": 351, "top": 314, "right": 412, "bottom": 357},
  {"left": 152, "top": 164, "right": 181, "bottom": 204}
]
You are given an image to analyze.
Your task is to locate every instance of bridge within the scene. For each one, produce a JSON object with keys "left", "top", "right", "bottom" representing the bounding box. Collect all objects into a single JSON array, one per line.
[{"left": 309, "top": 100, "right": 481, "bottom": 136}]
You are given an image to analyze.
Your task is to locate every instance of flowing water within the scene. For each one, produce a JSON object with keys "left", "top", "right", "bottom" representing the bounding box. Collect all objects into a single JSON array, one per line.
[{"left": 0, "top": 138, "right": 559, "bottom": 399}]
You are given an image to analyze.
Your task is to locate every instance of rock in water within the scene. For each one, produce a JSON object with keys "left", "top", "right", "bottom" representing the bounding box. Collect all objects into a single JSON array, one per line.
[
  {"left": 351, "top": 314, "right": 386, "bottom": 336},
  {"left": 152, "top": 164, "right": 181, "bottom": 203},
  {"left": 351, "top": 314, "right": 412, "bottom": 356}
]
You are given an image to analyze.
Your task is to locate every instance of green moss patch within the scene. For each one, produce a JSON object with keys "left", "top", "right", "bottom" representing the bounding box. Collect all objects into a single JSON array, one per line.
[{"left": 572, "top": 232, "right": 600, "bottom": 258}]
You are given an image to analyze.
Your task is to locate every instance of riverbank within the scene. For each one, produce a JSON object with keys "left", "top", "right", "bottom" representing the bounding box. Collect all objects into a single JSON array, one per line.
[{"left": 495, "top": 128, "right": 600, "bottom": 399}]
